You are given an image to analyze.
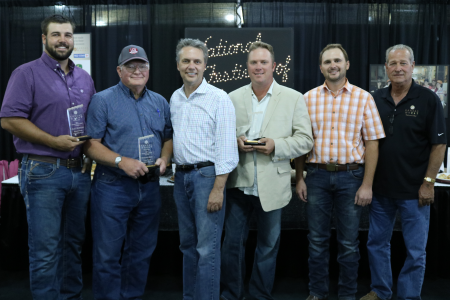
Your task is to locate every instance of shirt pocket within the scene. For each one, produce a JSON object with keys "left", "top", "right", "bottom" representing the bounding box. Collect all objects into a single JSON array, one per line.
[
  {"left": 148, "top": 109, "right": 165, "bottom": 133},
  {"left": 70, "top": 86, "right": 93, "bottom": 109}
]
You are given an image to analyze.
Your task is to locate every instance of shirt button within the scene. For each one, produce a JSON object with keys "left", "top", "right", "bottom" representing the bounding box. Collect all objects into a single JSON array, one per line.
[
  {"left": 69, "top": 88, "right": 71, "bottom": 90},
  {"left": 72, "top": 103, "right": 75, "bottom": 105},
  {"left": 56, "top": 64, "right": 59, "bottom": 66},
  {"left": 54, "top": 69, "right": 56, "bottom": 71}
]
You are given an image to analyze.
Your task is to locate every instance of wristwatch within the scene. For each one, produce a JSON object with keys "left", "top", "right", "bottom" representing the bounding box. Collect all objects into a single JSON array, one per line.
[
  {"left": 115, "top": 156, "right": 122, "bottom": 168},
  {"left": 424, "top": 177, "right": 436, "bottom": 183}
]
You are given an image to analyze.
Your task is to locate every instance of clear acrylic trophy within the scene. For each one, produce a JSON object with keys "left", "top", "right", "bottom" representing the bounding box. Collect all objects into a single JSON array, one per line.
[
  {"left": 138, "top": 135, "right": 156, "bottom": 167},
  {"left": 138, "top": 135, "right": 159, "bottom": 183},
  {"left": 67, "top": 104, "right": 91, "bottom": 140}
]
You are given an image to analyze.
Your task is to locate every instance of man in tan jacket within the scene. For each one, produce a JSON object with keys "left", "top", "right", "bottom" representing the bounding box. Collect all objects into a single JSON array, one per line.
[{"left": 220, "top": 41, "right": 313, "bottom": 300}]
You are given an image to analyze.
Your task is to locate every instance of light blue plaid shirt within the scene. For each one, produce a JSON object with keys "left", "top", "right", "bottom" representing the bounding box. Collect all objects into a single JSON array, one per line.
[{"left": 170, "top": 78, "right": 238, "bottom": 175}]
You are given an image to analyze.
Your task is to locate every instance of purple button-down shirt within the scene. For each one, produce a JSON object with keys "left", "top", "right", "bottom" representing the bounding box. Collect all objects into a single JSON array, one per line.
[{"left": 0, "top": 52, "right": 96, "bottom": 159}]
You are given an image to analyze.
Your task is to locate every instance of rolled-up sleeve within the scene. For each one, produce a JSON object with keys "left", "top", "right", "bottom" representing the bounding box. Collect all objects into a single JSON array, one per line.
[
  {"left": 214, "top": 93, "right": 239, "bottom": 175},
  {"left": 162, "top": 96, "right": 173, "bottom": 140},
  {"left": 0, "top": 68, "right": 34, "bottom": 119},
  {"left": 362, "top": 95, "right": 386, "bottom": 141}
]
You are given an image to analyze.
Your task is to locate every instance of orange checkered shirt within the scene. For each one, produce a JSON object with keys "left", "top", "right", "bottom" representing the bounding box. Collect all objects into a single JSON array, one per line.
[{"left": 304, "top": 80, "right": 385, "bottom": 164}]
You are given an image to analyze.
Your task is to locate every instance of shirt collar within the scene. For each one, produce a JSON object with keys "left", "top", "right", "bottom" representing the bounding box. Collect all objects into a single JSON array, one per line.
[
  {"left": 321, "top": 78, "right": 352, "bottom": 94},
  {"left": 41, "top": 52, "right": 75, "bottom": 72},
  {"left": 381, "top": 79, "right": 420, "bottom": 103},
  {"left": 250, "top": 79, "right": 276, "bottom": 97},
  {"left": 118, "top": 80, "right": 148, "bottom": 99},
  {"left": 179, "top": 78, "right": 208, "bottom": 98}
]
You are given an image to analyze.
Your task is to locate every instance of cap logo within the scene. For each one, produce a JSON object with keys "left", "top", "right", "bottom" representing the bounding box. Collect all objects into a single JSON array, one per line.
[
  {"left": 129, "top": 47, "right": 138, "bottom": 55},
  {"left": 411, "top": 105, "right": 415, "bottom": 109}
]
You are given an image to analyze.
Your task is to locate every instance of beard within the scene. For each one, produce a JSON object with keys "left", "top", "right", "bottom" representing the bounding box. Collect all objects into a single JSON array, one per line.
[{"left": 45, "top": 39, "right": 74, "bottom": 61}]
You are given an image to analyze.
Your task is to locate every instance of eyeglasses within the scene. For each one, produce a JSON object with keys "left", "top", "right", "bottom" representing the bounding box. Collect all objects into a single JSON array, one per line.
[
  {"left": 123, "top": 64, "right": 149, "bottom": 73},
  {"left": 389, "top": 113, "right": 395, "bottom": 135}
]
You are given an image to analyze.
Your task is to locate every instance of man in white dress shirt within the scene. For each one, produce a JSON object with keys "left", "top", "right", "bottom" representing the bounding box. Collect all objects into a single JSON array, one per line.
[{"left": 170, "top": 38, "right": 239, "bottom": 300}]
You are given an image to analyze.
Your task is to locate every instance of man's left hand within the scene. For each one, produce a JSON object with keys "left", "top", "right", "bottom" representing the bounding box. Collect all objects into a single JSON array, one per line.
[
  {"left": 355, "top": 184, "right": 372, "bottom": 207},
  {"left": 207, "top": 189, "right": 224, "bottom": 213},
  {"left": 418, "top": 182, "right": 434, "bottom": 206},
  {"left": 155, "top": 158, "right": 167, "bottom": 175},
  {"left": 253, "top": 138, "right": 275, "bottom": 156},
  {"left": 81, "top": 157, "right": 92, "bottom": 174}
]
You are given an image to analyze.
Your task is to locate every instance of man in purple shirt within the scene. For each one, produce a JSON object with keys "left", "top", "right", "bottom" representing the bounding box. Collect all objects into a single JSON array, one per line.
[{"left": 0, "top": 15, "right": 95, "bottom": 300}]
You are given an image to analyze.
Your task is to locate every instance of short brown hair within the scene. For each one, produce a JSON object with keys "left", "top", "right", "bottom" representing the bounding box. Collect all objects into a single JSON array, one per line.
[
  {"left": 41, "top": 14, "right": 76, "bottom": 36},
  {"left": 247, "top": 41, "right": 275, "bottom": 63},
  {"left": 318, "top": 44, "right": 349, "bottom": 65}
]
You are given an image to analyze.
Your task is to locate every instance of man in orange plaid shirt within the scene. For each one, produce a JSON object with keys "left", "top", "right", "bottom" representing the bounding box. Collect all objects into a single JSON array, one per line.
[{"left": 295, "top": 44, "right": 385, "bottom": 300}]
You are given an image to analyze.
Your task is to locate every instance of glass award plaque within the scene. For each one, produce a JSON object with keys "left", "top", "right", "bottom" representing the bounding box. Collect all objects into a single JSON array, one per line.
[
  {"left": 67, "top": 104, "right": 90, "bottom": 139},
  {"left": 138, "top": 135, "right": 156, "bottom": 167}
]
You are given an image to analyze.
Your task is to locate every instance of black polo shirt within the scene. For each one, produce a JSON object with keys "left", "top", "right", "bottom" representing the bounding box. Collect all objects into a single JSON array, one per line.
[{"left": 372, "top": 80, "right": 446, "bottom": 200}]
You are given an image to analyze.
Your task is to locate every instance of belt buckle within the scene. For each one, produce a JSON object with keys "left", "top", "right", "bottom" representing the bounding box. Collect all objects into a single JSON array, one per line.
[
  {"left": 326, "top": 163, "right": 337, "bottom": 172},
  {"left": 67, "top": 158, "right": 76, "bottom": 168}
]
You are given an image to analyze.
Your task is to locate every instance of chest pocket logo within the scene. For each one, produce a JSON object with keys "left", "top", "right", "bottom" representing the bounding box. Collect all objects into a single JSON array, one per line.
[{"left": 405, "top": 105, "right": 418, "bottom": 117}]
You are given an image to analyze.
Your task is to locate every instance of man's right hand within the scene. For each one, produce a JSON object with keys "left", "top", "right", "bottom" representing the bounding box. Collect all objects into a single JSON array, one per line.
[
  {"left": 50, "top": 135, "right": 85, "bottom": 152},
  {"left": 296, "top": 178, "right": 308, "bottom": 202},
  {"left": 118, "top": 157, "right": 148, "bottom": 179},
  {"left": 237, "top": 135, "right": 254, "bottom": 153}
]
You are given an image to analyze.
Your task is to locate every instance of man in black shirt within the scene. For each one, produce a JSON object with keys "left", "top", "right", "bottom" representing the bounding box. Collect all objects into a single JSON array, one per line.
[{"left": 361, "top": 45, "right": 446, "bottom": 300}]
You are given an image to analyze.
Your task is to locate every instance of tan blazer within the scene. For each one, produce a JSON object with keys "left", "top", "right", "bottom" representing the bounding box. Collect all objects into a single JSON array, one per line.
[{"left": 227, "top": 81, "right": 313, "bottom": 211}]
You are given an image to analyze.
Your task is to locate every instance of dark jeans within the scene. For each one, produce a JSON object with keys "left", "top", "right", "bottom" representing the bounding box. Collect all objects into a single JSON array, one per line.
[
  {"left": 305, "top": 165, "right": 364, "bottom": 300},
  {"left": 221, "top": 188, "right": 282, "bottom": 300},
  {"left": 19, "top": 154, "right": 90, "bottom": 300},
  {"left": 91, "top": 165, "right": 161, "bottom": 300}
]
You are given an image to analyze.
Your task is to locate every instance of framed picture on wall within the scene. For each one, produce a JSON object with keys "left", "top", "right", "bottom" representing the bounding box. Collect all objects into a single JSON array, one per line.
[{"left": 370, "top": 64, "right": 449, "bottom": 118}]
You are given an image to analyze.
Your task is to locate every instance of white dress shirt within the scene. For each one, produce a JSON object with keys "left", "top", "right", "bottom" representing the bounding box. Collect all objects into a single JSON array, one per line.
[
  {"left": 170, "top": 78, "right": 239, "bottom": 175},
  {"left": 239, "top": 80, "right": 275, "bottom": 196}
]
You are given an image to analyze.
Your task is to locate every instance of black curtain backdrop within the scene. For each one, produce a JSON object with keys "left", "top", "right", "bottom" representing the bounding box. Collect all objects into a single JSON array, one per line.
[{"left": 0, "top": 0, "right": 449, "bottom": 160}]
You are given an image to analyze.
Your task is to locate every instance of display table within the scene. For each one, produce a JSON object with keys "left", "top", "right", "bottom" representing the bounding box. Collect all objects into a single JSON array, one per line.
[{"left": 1, "top": 176, "right": 449, "bottom": 278}]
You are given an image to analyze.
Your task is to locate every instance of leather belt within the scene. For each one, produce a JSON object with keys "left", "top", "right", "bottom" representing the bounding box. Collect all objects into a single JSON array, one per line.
[
  {"left": 27, "top": 154, "right": 82, "bottom": 169},
  {"left": 308, "top": 163, "right": 361, "bottom": 172},
  {"left": 176, "top": 161, "right": 214, "bottom": 171}
]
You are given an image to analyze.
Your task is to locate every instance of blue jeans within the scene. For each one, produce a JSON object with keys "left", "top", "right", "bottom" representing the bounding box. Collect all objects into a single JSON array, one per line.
[
  {"left": 173, "top": 166, "right": 225, "bottom": 300},
  {"left": 18, "top": 154, "right": 91, "bottom": 300},
  {"left": 305, "top": 165, "right": 364, "bottom": 300},
  {"left": 91, "top": 165, "right": 161, "bottom": 300},
  {"left": 367, "top": 194, "right": 430, "bottom": 300},
  {"left": 221, "top": 188, "right": 282, "bottom": 300}
]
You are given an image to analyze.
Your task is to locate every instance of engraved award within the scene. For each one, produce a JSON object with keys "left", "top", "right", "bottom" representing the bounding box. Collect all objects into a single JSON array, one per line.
[
  {"left": 67, "top": 104, "right": 91, "bottom": 140},
  {"left": 138, "top": 135, "right": 156, "bottom": 167},
  {"left": 138, "top": 135, "right": 159, "bottom": 183}
]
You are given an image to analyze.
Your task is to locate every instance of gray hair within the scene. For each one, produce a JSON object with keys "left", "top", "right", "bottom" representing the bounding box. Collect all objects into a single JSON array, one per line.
[
  {"left": 386, "top": 44, "right": 415, "bottom": 64},
  {"left": 175, "top": 38, "right": 208, "bottom": 64}
]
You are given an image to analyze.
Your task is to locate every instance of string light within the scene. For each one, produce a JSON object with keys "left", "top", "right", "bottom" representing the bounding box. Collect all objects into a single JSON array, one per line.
[
  {"left": 205, "top": 33, "right": 291, "bottom": 83},
  {"left": 205, "top": 33, "right": 263, "bottom": 58},
  {"left": 275, "top": 56, "right": 291, "bottom": 82}
]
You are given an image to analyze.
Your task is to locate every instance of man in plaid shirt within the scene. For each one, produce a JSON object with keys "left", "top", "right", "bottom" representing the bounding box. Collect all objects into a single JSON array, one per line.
[{"left": 295, "top": 44, "right": 385, "bottom": 300}]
